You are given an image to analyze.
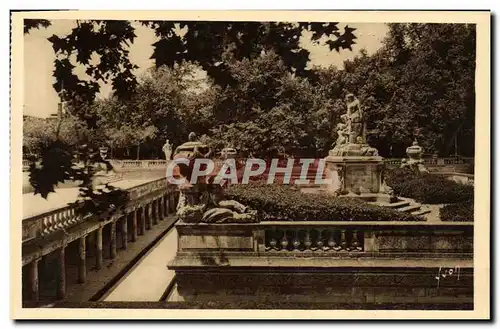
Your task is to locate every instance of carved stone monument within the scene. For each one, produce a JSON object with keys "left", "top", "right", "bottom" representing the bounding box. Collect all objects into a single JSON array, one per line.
[
  {"left": 162, "top": 139, "right": 172, "bottom": 160},
  {"left": 93, "top": 146, "right": 120, "bottom": 185},
  {"left": 401, "top": 139, "right": 429, "bottom": 173},
  {"left": 324, "top": 94, "right": 392, "bottom": 202},
  {"left": 172, "top": 132, "right": 257, "bottom": 223}
]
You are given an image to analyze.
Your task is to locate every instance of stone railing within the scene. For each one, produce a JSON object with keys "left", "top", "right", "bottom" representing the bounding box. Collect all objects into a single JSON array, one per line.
[
  {"left": 22, "top": 177, "right": 169, "bottom": 244},
  {"left": 437, "top": 172, "right": 474, "bottom": 185},
  {"left": 108, "top": 160, "right": 169, "bottom": 170},
  {"left": 22, "top": 206, "right": 86, "bottom": 243},
  {"left": 173, "top": 220, "right": 473, "bottom": 256},
  {"left": 384, "top": 157, "right": 474, "bottom": 167},
  {"left": 169, "top": 220, "right": 473, "bottom": 305},
  {"left": 264, "top": 227, "right": 363, "bottom": 252},
  {"left": 23, "top": 157, "right": 474, "bottom": 172}
]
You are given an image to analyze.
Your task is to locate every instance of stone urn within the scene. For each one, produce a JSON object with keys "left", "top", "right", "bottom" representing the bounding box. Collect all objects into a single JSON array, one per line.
[
  {"left": 406, "top": 140, "right": 423, "bottom": 162},
  {"left": 171, "top": 139, "right": 212, "bottom": 184}
]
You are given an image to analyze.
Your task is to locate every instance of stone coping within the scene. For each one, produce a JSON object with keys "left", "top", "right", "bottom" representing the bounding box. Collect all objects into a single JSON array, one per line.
[
  {"left": 47, "top": 300, "right": 474, "bottom": 310},
  {"left": 168, "top": 255, "right": 473, "bottom": 269},
  {"left": 175, "top": 220, "right": 473, "bottom": 228},
  {"left": 23, "top": 178, "right": 163, "bottom": 219},
  {"left": 324, "top": 156, "right": 384, "bottom": 162}
]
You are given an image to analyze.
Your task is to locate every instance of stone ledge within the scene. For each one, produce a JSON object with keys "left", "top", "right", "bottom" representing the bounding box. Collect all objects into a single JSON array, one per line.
[
  {"left": 168, "top": 255, "right": 473, "bottom": 269},
  {"left": 46, "top": 300, "right": 474, "bottom": 310}
]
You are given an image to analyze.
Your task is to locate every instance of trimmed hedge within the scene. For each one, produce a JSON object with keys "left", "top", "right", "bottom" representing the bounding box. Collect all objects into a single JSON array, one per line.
[
  {"left": 385, "top": 168, "right": 474, "bottom": 204},
  {"left": 224, "top": 184, "right": 422, "bottom": 222},
  {"left": 440, "top": 201, "right": 474, "bottom": 222}
]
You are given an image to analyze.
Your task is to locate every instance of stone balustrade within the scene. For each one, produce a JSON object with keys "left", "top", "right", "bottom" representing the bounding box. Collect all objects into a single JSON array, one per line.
[
  {"left": 22, "top": 178, "right": 170, "bottom": 244},
  {"left": 22, "top": 157, "right": 474, "bottom": 172},
  {"left": 22, "top": 206, "right": 86, "bottom": 243},
  {"left": 21, "top": 177, "right": 178, "bottom": 305},
  {"left": 108, "top": 159, "right": 170, "bottom": 170},
  {"left": 173, "top": 220, "right": 473, "bottom": 256},
  {"left": 384, "top": 157, "right": 474, "bottom": 168},
  {"left": 169, "top": 220, "right": 473, "bottom": 305},
  {"left": 265, "top": 227, "right": 363, "bottom": 252}
]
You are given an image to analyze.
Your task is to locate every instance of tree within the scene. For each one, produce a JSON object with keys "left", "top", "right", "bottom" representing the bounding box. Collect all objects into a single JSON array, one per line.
[
  {"left": 23, "top": 114, "right": 92, "bottom": 157},
  {"left": 310, "top": 23, "right": 476, "bottom": 157},
  {"left": 201, "top": 51, "right": 334, "bottom": 157},
  {"left": 23, "top": 19, "right": 357, "bottom": 204},
  {"left": 377, "top": 23, "right": 476, "bottom": 156}
]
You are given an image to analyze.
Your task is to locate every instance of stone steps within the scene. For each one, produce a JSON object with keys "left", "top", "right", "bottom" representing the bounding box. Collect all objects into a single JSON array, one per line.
[
  {"left": 398, "top": 204, "right": 422, "bottom": 213},
  {"left": 370, "top": 197, "right": 431, "bottom": 219},
  {"left": 377, "top": 200, "right": 411, "bottom": 209},
  {"left": 411, "top": 208, "right": 432, "bottom": 216}
]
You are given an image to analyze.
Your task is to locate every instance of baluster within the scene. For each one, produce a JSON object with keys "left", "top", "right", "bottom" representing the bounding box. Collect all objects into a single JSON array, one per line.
[
  {"left": 351, "top": 230, "right": 362, "bottom": 251},
  {"left": 340, "top": 230, "right": 349, "bottom": 251},
  {"left": 316, "top": 229, "right": 325, "bottom": 251},
  {"left": 266, "top": 230, "right": 277, "bottom": 251},
  {"left": 67, "top": 209, "right": 75, "bottom": 225},
  {"left": 304, "top": 230, "right": 312, "bottom": 251},
  {"left": 60, "top": 211, "right": 66, "bottom": 229},
  {"left": 61, "top": 210, "right": 69, "bottom": 228},
  {"left": 327, "top": 230, "right": 340, "bottom": 251},
  {"left": 53, "top": 213, "right": 60, "bottom": 231},
  {"left": 49, "top": 214, "right": 56, "bottom": 233},
  {"left": 44, "top": 215, "right": 53, "bottom": 234},
  {"left": 280, "top": 230, "right": 289, "bottom": 250},
  {"left": 292, "top": 230, "right": 301, "bottom": 251}
]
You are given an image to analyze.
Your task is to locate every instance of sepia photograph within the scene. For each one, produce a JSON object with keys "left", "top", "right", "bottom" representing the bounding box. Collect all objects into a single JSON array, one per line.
[{"left": 10, "top": 10, "right": 490, "bottom": 320}]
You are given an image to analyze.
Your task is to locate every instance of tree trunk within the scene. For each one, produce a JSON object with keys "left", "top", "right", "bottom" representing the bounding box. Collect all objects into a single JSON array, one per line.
[
  {"left": 136, "top": 144, "right": 140, "bottom": 160},
  {"left": 444, "top": 119, "right": 466, "bottom": 156}
]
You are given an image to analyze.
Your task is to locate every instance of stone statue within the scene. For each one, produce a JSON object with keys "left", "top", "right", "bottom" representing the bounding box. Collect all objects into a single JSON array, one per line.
[
  {"left": 173, "top": 134, "right": 257, "bottom": 224},
  {"left": 401, "top": 139, "right": 429, "bottom": 173},
  {"left": 329, "top": 94, "right": 378, "bottom": 157},
  {"left": 94, "top": 146, "right": 114, "bottom": 175},
  {"left": 162, "top": 139, "right": 172, "bottom": 160},
  {"left": 331, "top": 122, "right": 349, "bottom": 155},
  {"left": 345, "top": 93, "right": 366, "bottom": 144}
]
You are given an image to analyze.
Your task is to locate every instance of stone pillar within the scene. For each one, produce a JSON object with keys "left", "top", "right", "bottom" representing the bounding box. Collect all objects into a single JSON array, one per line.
[
  {"left": 29, "top": 258, "right": 39, "bottom": 304},
  {"left": 96, "top": 227, "right": 103, "bottom": 270},
  {"left": 78, "top": 236, "right": 86, "bottom": 283},
  {"left": 146, "top": 204, "right": 153, "bottom": 230},
  {"left": 57, "top": 246, "right": 66, "bottom": 300},
  {"left": 139, "top": 207, "right": 146, "bottom": 235},
  {"left": 131, "top": 210, "right": 138, "bottom": 242},
  {"left": 158, "top": 196, "right": 164, "bottom": 221},
  {"left": 165, "top": 194, "right": 170, "bottom": 215},
  {"left": 122, "top": 216, "right": 128, "bottom": 250},
  {"left": 169, "top": 193, "right": 175, "bottom": 213},
  {"left": 152, "top": 200, "right": 158, "bottom": 225},
  {"left": 110, "top": 221, "right": 117, "bottom": 259}
]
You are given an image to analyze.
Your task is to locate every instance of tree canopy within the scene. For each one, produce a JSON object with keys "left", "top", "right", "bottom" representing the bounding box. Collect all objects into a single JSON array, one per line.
[{"left": 23, "top": 19, "right": 357, "bottom": 202}]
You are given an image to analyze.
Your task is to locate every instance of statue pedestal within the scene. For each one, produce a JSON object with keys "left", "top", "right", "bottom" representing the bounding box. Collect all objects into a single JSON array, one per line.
[{"left": 324, "top": 155, "right": 392, "bottom": 203}]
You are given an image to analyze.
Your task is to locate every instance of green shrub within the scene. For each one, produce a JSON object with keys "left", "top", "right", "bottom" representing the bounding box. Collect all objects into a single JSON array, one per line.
[
  {"left": 385, "top": 168, "right": 474, "bottom": 204},
  {"left": 440, "top": 201, "right": 474, "bottom": 222},
  {"left": 224, "top": 184, "right": 422, "bottom": 222}
]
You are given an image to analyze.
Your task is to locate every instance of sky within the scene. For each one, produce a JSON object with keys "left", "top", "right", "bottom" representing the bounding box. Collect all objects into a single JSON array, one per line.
[{"left": 23, "top": 20, "right": 389, "bottom": 118}]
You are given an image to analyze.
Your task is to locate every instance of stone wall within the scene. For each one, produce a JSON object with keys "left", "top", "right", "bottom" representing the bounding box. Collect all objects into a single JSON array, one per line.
[{"left": 168, "top": 221, "right": 473, "bottom": 308}]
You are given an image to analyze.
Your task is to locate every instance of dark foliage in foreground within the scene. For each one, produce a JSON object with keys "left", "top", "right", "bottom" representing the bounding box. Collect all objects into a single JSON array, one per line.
[
  {"left": 385, "top": 168, "right": 474, "bottom": 204},
  {"left": 224, "top": 184, "right": 422, "bottom": 222},
  {"left": 440, "top": 201, "right": 474, "bottom": 222}
]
